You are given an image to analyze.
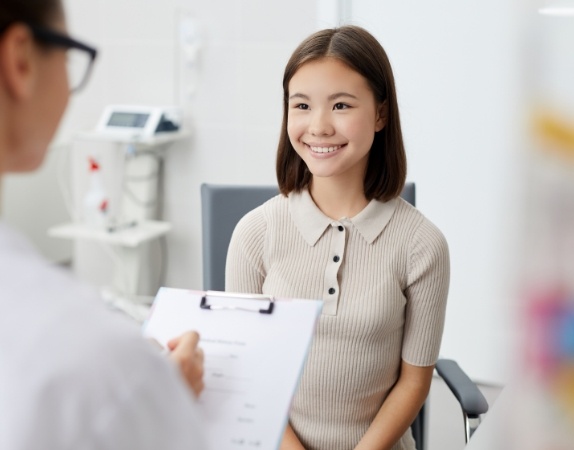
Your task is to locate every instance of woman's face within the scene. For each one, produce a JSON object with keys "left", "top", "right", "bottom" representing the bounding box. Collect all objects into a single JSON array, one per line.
[
  {"left": 4, "top": 15, "right": 70, "bottom": 172},
  {"left": 286, "top": 57, "right": 385, "bottom": 186}
]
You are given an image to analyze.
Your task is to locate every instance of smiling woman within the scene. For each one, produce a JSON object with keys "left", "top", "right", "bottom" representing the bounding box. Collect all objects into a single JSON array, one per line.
[
  {"left": 226, "top": 25, "right": 450, "bottom": 450},
  {"left": 277, "top": 26, "right": 406, "bottom": 205},
  {"left": 286, "top": 57, "right": 386, "bottom": 209}
]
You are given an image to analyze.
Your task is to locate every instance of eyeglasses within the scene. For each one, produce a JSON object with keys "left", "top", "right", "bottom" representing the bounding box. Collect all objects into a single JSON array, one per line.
[
  {"left": 29, "top": 24, "right": 98, "bottom": 93},
  {"left": 0, "top": 22, "right": 98, "bottom": 93}
]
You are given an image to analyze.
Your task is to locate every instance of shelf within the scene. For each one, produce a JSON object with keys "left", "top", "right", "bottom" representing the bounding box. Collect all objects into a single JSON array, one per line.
[
  {"left": 74, "top": 130, "right": 190, "bottom": 148},
  {"left": 48, "top": 220, "right": 172, "bottom": 247}
]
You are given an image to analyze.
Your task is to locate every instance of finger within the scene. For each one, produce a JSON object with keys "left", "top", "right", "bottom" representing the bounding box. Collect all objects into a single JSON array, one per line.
[
  {"left": 168, "top": 330, "right": 200, "bottom": 351},
  {"left": 196, "top": 347, "right": 204, "bottom": 363},
  {"left": 195, "top": 371, "right": 205, "bottom": 395},
  {"left": 166, "top": 335, "right": 180, "bottom": 351},
  {"left": 192, "top": 379, "right": 205, "bottom": 397}
]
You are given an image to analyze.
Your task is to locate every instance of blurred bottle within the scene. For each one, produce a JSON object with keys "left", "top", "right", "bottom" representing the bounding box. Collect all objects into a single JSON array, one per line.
[{"left": 82, "top": 156, "right": 109, "bottom": 228}]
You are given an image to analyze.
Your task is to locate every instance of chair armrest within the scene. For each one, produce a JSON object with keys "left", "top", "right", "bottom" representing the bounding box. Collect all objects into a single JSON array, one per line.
[{"left": 435, "top": 359, "right": 489, "bottom": 417}]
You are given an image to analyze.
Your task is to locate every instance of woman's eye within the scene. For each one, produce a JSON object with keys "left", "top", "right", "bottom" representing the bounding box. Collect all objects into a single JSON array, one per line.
[
  {"left": 295, "top": 103, "right": 309, "bottom": 110},
  {"left": 333, "top": 103, "right": 348, "bottom": 110}
]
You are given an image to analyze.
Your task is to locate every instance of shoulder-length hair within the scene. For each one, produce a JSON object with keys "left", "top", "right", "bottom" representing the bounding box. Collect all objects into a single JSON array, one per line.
[{"left": 276, "top": 25, "right": 406, "bottom": 202}]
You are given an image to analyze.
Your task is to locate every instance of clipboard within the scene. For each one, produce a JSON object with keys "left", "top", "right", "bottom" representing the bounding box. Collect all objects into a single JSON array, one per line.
[{"left": 143, "top": 288, "right": 322, "bottom": 450}]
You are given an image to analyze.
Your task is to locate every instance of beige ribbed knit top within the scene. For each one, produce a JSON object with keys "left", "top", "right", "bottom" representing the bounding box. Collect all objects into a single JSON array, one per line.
[{"left": 226, "top": 189, "right": 450, "bottom": 450}]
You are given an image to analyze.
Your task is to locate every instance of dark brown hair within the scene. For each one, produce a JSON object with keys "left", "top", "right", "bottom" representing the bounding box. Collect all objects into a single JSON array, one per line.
[
  {"left": 276, "top": 25, "right": 406, "bottom": 202},
  {"left": 0, "top": 0, "right": 63, "bottom": 32}
]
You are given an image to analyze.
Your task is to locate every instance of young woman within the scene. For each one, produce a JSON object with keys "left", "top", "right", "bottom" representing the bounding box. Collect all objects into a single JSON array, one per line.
[
  {"left": 226, "top": 26, "right": 450, "bottom": 450},
  {"left": 0, "top": 1, "right": 206, "bottom": 448}
]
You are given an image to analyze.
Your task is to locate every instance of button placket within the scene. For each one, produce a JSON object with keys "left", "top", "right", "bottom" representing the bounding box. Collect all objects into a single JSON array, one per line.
[{"left": 322, "top": 221, "right": 346, "bottom": 315}]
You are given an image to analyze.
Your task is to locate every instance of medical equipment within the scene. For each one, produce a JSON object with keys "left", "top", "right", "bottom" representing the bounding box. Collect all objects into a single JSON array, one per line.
[
  {"left": 82, "top": 157, "right": 109, "bottom": 228},
  {"left": 96, "top": 105, "right": 182, "bottom": 140},
  {"left": 49, "top": 107, "right": 189, "bottom": 303}
]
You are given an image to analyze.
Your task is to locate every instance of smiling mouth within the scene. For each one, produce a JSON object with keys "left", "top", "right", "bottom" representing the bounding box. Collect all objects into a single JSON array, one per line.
[{"left": 307, "top": 144, "right": 345, "bottom": 154}]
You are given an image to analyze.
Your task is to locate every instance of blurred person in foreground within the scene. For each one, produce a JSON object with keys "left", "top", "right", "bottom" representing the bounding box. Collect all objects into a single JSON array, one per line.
[{"left": 0, "top": 1, "right": 206, "bottom": 449}]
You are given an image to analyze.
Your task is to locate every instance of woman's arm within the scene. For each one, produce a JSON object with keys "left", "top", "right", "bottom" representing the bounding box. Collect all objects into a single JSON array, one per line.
[
  {"left": 225, "top": 210, "right": 267, "bottom": 294},
  {"left": 354, "top": 218, "right": 448, "bottom": 450},
  {"left": 354, "top": 361, "right": 434, "bottom": 450},
  {"left": 280, "top": 423, "right": 306, "bottom": 450}
]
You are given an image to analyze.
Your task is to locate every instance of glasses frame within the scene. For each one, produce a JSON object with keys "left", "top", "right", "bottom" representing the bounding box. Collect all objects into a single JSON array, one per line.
[
  {"left": 0, "top": 22, "right": 97, "bottom": 93},
  {"left": 29, "top": 24, "right": 98, "bottom": 93}
]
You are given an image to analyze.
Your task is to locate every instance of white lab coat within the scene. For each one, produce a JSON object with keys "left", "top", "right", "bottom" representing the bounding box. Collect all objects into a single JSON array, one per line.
[{"left": 0, "top": 221, "right": 206, "bottom": 450}]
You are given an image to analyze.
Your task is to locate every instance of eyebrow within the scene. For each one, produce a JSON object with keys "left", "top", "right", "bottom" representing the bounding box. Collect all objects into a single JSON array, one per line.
[{"left": 288, "top": 92, "right": 358, "bottom": 101}]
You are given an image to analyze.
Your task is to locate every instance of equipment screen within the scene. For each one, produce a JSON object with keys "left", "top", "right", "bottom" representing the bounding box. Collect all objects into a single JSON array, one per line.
[{"left": 107, "top": 112, "right": 149, "bottom": 128}]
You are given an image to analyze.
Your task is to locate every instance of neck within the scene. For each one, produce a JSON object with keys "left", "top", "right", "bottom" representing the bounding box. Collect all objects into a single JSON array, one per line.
[{"left": 309, "top": 176, "right": 368, "bottom": 220}]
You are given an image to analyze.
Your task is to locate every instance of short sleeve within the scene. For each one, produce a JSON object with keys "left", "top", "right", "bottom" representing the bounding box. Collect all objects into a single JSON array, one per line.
[
  {"left": 225, "top": 207, "right": 268, "bottom": 295},
  {"left": 402, "top": 219, "right": 450, "bottom": 366}
]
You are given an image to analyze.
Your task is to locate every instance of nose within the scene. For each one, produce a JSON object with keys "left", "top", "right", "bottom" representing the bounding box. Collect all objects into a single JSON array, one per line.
[{"left": 308, "top": 109, "right": 334, "bottom": 136}]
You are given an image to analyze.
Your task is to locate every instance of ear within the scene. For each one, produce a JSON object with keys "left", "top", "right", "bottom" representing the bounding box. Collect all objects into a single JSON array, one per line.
[
  {"left": 375, "top": 100, "right": 388, "bottom": 132},
  {"left": 0, "top": 24, "right": 37, "bottom": 101}
]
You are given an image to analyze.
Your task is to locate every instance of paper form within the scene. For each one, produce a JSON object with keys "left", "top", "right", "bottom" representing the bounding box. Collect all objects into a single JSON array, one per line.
[{"left": 143, "top": 288, "right": 322, "bottom": 450}]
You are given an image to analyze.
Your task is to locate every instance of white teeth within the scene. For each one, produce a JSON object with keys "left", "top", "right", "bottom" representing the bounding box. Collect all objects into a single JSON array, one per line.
[{"left": 309, "top": 145, "right": 341, "bottom": 153}]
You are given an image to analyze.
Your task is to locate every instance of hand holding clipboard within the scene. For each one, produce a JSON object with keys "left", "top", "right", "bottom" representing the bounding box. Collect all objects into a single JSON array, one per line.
[{"left": 143, "top": 288, "right": 322, "bottom": 450}]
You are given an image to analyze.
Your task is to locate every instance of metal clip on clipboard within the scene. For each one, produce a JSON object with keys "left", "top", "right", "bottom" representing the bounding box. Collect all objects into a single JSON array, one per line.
[{"left": 200, "top": 290, "right": 275, "bottom": 314}]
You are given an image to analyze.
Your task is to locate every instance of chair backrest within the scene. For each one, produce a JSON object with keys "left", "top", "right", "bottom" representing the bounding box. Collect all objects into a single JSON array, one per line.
[
  {"left": 401, "top": 181, "right": 416, "bottom": 207},
  {"left": 200, "top": 181, "right": 425, "bottom": 448},
  {"left": 201, "top": 184, "right": 280, "bottom": 292}
]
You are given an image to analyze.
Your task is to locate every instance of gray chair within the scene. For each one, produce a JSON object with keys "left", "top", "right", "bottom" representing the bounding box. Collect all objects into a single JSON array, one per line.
[
  {"left": 200, "top": 182, "right": 488, "bottom": 450},
  {"left": 201, "top": 184, "right": 280, "bottom": 292}
]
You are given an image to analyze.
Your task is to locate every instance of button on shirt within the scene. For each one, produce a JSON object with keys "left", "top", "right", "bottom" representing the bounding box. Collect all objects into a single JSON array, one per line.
[
  {"left": 287, "top": 189, "right": 399, "bottom": 316},
  {"left": 226, "top": 189, "right": 449, "bottom": 450}
]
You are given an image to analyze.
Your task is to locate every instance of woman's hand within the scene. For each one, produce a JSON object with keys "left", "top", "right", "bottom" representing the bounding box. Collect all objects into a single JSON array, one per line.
[
  {"left": 353, "top": 361, "right": 434, "bottom": 450},
  {"left": 280, "top": 423, "right": 306, "bottom": 450},
  {"left": 167, "top": 331, "right": 205, "bottom": 397}
]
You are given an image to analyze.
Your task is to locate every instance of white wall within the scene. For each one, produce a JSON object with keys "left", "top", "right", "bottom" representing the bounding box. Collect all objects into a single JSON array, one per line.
[
  {"left": 349, "top": 0, "right": 526, "bottom": 384},
  {"left": 1, "top": 143, "right": 73, "bottom": 263}
]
